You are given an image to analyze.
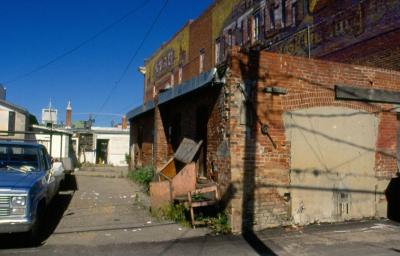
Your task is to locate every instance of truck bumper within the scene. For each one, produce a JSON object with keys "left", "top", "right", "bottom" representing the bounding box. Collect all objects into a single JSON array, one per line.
[{"left": 0, "top": 219, "right": 33, "bottom": 233}]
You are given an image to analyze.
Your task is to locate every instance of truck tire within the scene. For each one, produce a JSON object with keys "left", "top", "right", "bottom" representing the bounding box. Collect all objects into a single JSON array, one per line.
[{"left": 27, "top": 204, "right": 45, "bottom": 246}]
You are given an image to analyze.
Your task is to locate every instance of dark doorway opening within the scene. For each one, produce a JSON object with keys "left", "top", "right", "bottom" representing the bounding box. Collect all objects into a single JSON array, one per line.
[
  {"left": 196, "top": 106, "right": 208, "bottom": 178},
  {"left": 96, "top": 139, "right": 109, "bottom": 164},
  {"left": 171, "top": 113, "right": 182, "bottom": 151}
]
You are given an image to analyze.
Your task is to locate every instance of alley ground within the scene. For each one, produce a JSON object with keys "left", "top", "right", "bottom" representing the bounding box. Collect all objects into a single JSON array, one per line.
[{"left": 0, "top": 169, "right": 399, "bottom": 255}]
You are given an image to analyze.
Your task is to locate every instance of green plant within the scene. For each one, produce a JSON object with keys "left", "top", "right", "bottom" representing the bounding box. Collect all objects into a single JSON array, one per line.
[
  {"left": 125, "top": 153, "right": 131, "bottom": 165},
  {"left": 191, "top": 194, "right": 208, "bottom": 201},
  {"left": 128, "top": 165, "right": 155, "bottom": 190},
  {"left": 208, "top": 212, "right": 231, "bottom": 235},
  {"left": 152, "top": 203, "right": 190, "bottom": 227}
]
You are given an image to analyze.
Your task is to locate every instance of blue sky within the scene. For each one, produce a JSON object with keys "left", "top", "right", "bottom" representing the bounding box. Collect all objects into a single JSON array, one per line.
[{"left": 0, "top": 0, "right": 213, "bottom": 126}]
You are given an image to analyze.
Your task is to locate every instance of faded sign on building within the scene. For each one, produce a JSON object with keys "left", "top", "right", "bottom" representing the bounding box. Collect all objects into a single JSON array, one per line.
[{"left": 144, "top": 24, "right": 190, "bottom": 100}]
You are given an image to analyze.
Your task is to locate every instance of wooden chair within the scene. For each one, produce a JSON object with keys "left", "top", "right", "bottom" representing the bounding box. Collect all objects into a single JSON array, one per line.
[{"left": 187, "top": 185, "right": 220, "bottom": 227}]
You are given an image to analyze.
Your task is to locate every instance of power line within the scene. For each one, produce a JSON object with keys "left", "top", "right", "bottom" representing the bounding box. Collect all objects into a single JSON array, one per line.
[
  {"left": 4, "top": 0, "right": 150, "bottom": 84},
  {"left": 97, "top": 0, "right": 169, "bottom": 114},
  {"left": 74, "top": 112, "right": 123, "bottom": 117}
]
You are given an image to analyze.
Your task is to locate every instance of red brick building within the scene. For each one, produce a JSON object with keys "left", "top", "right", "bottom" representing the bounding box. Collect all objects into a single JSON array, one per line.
[{"left": 128, "top": 0, "right": 400, "bottom": 233}]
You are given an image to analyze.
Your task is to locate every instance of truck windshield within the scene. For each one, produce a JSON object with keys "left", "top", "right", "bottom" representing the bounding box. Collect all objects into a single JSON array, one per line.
[{"left": 0, "top": 145, "right": 40, "bottom": 172}]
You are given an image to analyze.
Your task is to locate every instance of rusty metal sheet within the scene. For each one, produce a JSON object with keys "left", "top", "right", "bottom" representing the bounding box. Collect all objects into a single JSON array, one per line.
[{"left": 174, "top": 138, "right": 203, "bottom": 164}]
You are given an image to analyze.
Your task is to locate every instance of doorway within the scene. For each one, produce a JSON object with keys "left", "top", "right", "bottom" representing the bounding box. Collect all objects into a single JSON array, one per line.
[
  {"left": 96, "top": 139, "right": 109, "bottom": 164},
  {"left": 196, "top": 106, "right": 208, "bottom": 178}
]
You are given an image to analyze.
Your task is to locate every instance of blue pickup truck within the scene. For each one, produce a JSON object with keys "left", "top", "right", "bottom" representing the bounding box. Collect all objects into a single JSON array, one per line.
[{"left": 0, "top": 141, "right": 65, "bottom": 244}]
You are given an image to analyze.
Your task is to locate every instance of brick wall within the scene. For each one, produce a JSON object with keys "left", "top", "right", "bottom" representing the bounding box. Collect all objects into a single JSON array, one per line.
[
  {"left": 154, "top": 106, "right": 169, "bottom": 169},
  {"left": 156, "top": 86, "right": 230, "bottom": 185},
  {"left": 322, "top": 29, "right": 400, "bottom": 71},
  {"left": 187, "top": 10, "right": 213, "bottom": 80},
  {"left": 227, "top": 47, "right": 400, "bottom": 232},
  {"left": 130, "top": 111, "right": 154, "bottom": 168}
]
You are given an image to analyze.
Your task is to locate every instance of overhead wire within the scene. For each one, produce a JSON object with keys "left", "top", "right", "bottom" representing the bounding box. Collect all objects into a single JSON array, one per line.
[
  {"left": 4, "top": 0, "right": 150, "bottom": 84},
  {"left": 96, "top": 0, "right": 170, "bottom": 114}
]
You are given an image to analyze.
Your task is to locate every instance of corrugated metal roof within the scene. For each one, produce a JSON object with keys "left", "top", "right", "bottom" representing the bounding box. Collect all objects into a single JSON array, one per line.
[
  {"left": 127, "top": 68, "right": 217, "bottom": 120},
  {"left": 126, "top": 100, "right": 155, "bottom": 120},
  {"left": 158, "top": 68, "right": 216, "bottom": 105}
]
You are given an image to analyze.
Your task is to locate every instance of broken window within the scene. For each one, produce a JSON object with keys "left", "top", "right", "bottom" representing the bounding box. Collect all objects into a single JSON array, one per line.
[
  {"left": 253, "top": 10, "right": 262, "bottom": 42},
  {"left": 291, "top": 1, "right": 297, "bottom": 26},
  {"left": 274, "top": 1, "right": 283, "bottom": 29}
]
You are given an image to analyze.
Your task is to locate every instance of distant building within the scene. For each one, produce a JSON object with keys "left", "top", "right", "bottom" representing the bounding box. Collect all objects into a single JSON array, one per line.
[
  {"left": 72, "top": 126, "right": 129, "bottom": 167},
  {"left": 65, "top": 101, "right": 72, "bottom": 129},
  {"left": 62, "top": 101, "right": 129, "bottom": 166},
  {"left": 41, "top": 100, "right": 58, "bottom": 126},
  {"left": 0, "top": 96, "right": 35, "bottom": 141}
]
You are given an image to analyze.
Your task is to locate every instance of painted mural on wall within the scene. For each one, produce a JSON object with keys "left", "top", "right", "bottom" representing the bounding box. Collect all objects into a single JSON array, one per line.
[
  {"left": 274, "top": 0, "right": 400, "bottom": 57},
  {"left": 213, "top": 0, "right": 312, "bottom": 63},
  {"left": 145, "top": 25, "right": 190, "bottom": 91},
  {"left": 214, "top": 0, "right": 400, "bottom": 61}
]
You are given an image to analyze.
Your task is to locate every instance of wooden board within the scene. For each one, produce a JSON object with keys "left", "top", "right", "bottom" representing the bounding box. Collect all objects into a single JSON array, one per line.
[
  {"left": 174, "top": 138, "right": 203, "bottom": 164},
  {"left": 335, "top": 85, "right": 400, "bottom": 104}
]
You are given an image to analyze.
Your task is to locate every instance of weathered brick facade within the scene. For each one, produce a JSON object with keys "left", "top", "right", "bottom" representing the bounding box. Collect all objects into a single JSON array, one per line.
[
  {"left": 128, "top": 0, "right": 400, "bottom": 233},
  {"left": 130, "top": 111, "right": 154, "bottom": 168},
  {"left": 226, "top": 47, "right": 400, "bottom": 232}
]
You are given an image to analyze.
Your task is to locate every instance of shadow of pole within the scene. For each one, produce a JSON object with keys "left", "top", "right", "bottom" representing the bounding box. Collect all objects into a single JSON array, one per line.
[{"left": 239, "top": 50, "right": 277, "bottom": 255}]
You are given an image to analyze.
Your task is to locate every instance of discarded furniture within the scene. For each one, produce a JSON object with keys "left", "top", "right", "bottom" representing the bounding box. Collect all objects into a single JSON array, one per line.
[
  {"left": 150, "top": 138, "right": 203, "bottom": 210},
  {"left": 187, "top": 184, "right": 220, "bottom": 227}
]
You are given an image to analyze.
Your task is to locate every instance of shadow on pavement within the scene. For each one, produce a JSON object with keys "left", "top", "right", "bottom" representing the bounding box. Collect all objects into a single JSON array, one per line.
[{"left": 0, "top": 174, "right": 78, "bottom": 249}]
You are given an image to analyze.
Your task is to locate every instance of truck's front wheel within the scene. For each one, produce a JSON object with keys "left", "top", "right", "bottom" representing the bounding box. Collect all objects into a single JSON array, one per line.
[{"left": 27, "top": 204, "right": 45, "bottom": 246}]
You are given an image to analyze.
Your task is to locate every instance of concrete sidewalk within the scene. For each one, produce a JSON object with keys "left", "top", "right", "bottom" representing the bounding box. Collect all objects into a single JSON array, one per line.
[{"left": 51, "top": 173, "right": 210, "bottom": 240}]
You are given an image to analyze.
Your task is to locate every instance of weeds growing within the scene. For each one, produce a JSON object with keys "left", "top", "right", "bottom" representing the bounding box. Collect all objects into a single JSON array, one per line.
[{"left": 128, "top": 165, "right": 155, "bottom": 191}]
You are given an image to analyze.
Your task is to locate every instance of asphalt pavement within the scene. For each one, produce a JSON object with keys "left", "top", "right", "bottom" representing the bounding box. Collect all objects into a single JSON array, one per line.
[{"left": 0, "top": 169, "right": 399, "bottom": 255}]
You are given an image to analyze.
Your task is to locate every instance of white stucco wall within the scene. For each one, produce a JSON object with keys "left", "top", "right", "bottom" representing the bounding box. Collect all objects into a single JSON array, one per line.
[
  {"left": 95, "top": 133, "right": 129, "bottom": 166},
  {"left": 34, "top": 133, "right": 70, "bottom": 159},
  {"left": 284, "top": 106, "right": 389, "bottom": 225},
  {"left": 0, "top": 105, "right": 27, "bottom": 140}
]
